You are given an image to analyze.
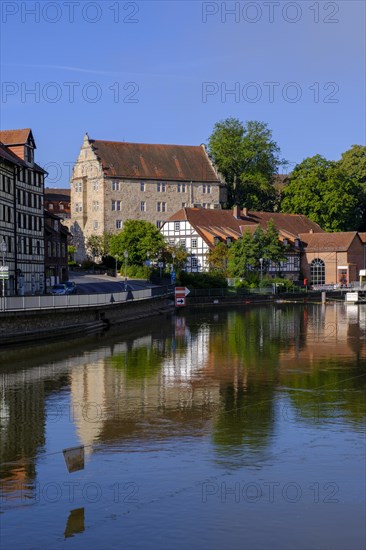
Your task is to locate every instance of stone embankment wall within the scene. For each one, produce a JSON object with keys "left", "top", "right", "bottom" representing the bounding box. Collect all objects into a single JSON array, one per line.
[{"left": 0, "top": 296, "right": 174, "bottom": 345}]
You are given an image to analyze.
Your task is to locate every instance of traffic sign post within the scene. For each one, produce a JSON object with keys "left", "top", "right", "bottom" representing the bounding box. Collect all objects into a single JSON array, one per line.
[{"left": 174, "top": 286, "right": 190, "bottom": 307}]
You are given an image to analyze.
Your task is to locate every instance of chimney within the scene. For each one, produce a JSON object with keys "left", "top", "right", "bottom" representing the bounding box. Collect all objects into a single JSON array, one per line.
[
  {"left": 243, "top": 207, "right": 248, "bottom": 217},
  {"left": 309, "top": 229, "right": 313, "bottom": 233},
  {"left": 233, "top": 205, "right": 241, "bottom": 219}
]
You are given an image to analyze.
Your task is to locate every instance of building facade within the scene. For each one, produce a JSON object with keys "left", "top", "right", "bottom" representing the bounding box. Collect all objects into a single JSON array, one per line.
[
  {"left": 161, "top": 207, "right": 324, "bottom": 277},
  {"left": 44, "top": 211, "right": 69, "bottom": 288},
  {"left": 0, "top": 129, "right": 45, "bottom": 295},
  {"left": 70, "top": 134, "right": 226, "bottom": 261},
  {"left": 45, "top": 188, "right": 71, "bottom": 220}
]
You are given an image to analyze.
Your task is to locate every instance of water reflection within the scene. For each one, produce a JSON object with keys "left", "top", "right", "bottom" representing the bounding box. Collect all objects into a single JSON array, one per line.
[{"left": 0, "top": 304, "right": 365, "bottom": 499}]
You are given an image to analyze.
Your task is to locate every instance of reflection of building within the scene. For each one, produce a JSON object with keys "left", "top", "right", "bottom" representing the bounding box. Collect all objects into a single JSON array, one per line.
[
  {"left": 44, "top": 210, "right": 69, "bottom": 286},
  {"left": 161, "top": 206, "right": 323, "bottom": 274},
  {"left": 0, "top": 129, "right": 46, "bottom": 295},
  {"left": 70, "top": 133, "right": 226, "bottom": 262}
]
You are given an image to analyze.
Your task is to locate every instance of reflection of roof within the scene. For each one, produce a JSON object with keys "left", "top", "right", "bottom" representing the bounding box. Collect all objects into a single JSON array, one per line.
[
  {"left": 166, "top": 207, "right": 323, "bottom": 249},
  {"left": 0, "top": 128, "right": 32, "bottom": 145},
  {"left": 89, "top": 139, "right": 220, "bottom": 182},
  {"left": 299, "top": 232, "right": 360, "bottom": 252}
]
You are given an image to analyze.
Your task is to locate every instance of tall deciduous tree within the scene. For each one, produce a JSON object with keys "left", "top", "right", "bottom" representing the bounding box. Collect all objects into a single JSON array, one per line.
[
  {"left": 86, "top": 232, "right": 112, "bottom": 258},
  {"left": 281, "top": 155, "right": 364, "bottom": 231},
  {"left": 338, "top": 145, "right": 366, "bottom": 229},
  {"left": 208, "top": 242, "right": 230, "bottom": 275},
  {"left": 207, "top": 117, "right": 285, "bottom": 209},
  {"left": 109, "top": 220, "right": 166, "bottom": 265}
]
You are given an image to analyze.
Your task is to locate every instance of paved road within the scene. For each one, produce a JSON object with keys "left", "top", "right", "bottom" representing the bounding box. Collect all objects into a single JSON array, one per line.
[{"left": 68, "top": 273, "right": 156, "bottom": 295}]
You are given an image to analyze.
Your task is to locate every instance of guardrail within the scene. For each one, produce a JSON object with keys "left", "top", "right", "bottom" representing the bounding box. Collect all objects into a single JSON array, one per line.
[{"left": 0, "top": 285, "right": 175, "bottom": 312}]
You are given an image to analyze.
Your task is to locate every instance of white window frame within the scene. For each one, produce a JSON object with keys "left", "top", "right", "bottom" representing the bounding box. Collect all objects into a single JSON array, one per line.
[{"left": 140, "top": 201, "right": 146, "bottom": 212}]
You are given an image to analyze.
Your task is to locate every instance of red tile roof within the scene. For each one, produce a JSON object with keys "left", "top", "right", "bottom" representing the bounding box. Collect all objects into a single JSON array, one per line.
[
  {"left": 298, "top": 232, "right": 361, "bottom": 252},
  {"left": 0, "top": 128, "right": 32, "bottom": 145},
  {"left": 89, "top": 140, "right": 221, "bottom": 182},
  {"left": 165, "top": 207, "right": 324, "bottom": 249},
  {"left": 0, "top": 142, "right": 26, "bottom": 165}
]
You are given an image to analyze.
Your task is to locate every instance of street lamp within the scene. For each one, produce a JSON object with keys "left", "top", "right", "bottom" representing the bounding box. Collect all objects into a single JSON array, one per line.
[
  {"left": 115, "top": 255, "right": 119, "bottom": 277},
  {"left": 171, "top": 252, "right": 175, "bottom": 271},
  {"left": 0, "top": 237, "right": 7, "bottom": 298},
  {"left": 124, "top": 250, "right": 128, "bottom": 281},
  {"left": 259, "top": 257, "right": 263, "bottom": 282}
]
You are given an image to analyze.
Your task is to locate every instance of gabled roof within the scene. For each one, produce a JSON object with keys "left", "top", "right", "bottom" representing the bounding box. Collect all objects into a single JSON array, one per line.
[
  {"left": 0, "top": 128, "right": 34, "bottom": 146},
  {"left": 298, "top": 232, "right": 361, "bottom": 252},
  {"left": 164, "top": 207, "right": 324, "bottom": 250},
  {"left": 45, "top": 188, "right": 71, "bottom": 201},
  {"left": 0, "top": 142, "right": 26, "bottom": 165},
  {"left": 88, "top": 139, "right": 221, "bottom": 182}
]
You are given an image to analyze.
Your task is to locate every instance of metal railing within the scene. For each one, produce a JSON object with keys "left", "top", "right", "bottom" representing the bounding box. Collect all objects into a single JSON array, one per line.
[{"left": 0, "top": 285, "right": 175, "bottom": 312}]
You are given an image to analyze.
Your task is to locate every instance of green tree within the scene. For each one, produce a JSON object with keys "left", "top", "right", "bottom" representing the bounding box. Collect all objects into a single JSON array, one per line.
[
  {"left": 263, "top": 219, "right": 288, "bottom": 272},
  {"left": 207, "top": 117, "right": 285, "bottom": 209},
  {"left": 109, "top": 220, "right": 166, "bottom": 265},
  {"left": 281, "top": 155, "right": 364, "bottom": 231},
  {"left": 208, "top": 242, "right": 230, "bottom": 275},
  {"left": 86, "top": 232, "right": 112, "bottom": 258},
  {"left": 228, "top": 230, "right": 257, "bottom": 277},
  {"left": 164, "top": 244, "right": 189, "bottom": 272},
  {"left": 338, "top": 145, "right": 366, "bottom": 229}
]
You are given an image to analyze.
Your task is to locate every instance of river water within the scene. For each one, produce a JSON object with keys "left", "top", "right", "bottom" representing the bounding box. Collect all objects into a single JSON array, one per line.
[{"left": 0, "top": 303, "right": 365, "bottom": 550}]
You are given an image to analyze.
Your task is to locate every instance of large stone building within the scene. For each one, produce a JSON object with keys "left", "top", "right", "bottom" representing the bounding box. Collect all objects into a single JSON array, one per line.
[
  {"left": 0, "top": 129, "right": 46, "bottom": 295},
  {"left": 70, "top": 133, "right": 226, "bottom": 261}
]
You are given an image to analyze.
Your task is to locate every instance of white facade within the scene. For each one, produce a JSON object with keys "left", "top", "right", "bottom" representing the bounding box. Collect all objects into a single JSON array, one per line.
[{"left": 161, "top": 219, "right": 210, "bottom": 272}]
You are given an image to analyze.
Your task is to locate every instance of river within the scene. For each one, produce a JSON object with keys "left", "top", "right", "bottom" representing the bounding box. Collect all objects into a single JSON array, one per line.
[{"left": 0, "top": 303, "right": 365, "bottom": 550}]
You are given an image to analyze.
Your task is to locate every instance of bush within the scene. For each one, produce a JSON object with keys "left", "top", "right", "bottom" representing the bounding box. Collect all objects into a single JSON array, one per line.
[
  {"left": 81, "top": 259, "right": 97, "bottom": 270},
  {"left": 125, "top": 264, "right": 150, "bottom": 279},
  {"left": 178, "top": 271, "right": 228, "bottom": 289},
  {"left": 260, "top": 276, "right": 295, "bottom": 290}
]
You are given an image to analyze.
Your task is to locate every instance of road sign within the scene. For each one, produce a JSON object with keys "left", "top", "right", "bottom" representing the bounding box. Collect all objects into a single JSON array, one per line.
[
  {"left": 175, "top": 296, "right": 186, "bottom": 307},
  {"left": 158, "top": 262, "right": 164, "bottom": 268},
  {"left": 175, "top": 286, "right": 190, "bottom": 297}
]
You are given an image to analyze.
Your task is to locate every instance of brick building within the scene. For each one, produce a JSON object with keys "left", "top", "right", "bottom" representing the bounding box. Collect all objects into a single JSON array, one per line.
[
  {"left": 44, "top": 210, "right": 69, "bottom": 288},
  {"left": 0, "top": 129, "right": 45, "bottom": 295},
  {"left": 70, "top": 133, "right": 226, "bottom": 261}
]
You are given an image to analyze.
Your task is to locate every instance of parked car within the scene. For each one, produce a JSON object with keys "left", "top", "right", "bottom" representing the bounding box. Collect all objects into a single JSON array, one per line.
[
  {"left": 64, "top": 281, "right": 77, "bottom": 294},
  {"left": 50, "top": 283, "right": 68, "bottom": 295}
]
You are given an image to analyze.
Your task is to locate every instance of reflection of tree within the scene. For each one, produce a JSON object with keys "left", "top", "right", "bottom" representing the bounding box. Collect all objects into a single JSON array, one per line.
[
  {"left": 282, "top": 360, "right": 366, "bottom": 426},
  {"left": 212, "top": 382, "right": 276, "bottom": 466},
  {"left": 110, "top": 343, "right": 166, "bottom": 380}
]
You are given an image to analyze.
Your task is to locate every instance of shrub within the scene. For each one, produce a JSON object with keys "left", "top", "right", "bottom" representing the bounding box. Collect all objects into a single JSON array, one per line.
[
  {"left": 178, "top": 271, "right": 228, "bottom": 289},
  {"left": 126, "top": 264, "right": 150, "bottom": 279}
]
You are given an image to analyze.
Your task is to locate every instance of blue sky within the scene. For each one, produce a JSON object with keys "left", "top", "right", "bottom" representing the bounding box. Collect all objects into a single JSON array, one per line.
[{"left": 1, "top": 0, "right": 365, "bottom": 186}]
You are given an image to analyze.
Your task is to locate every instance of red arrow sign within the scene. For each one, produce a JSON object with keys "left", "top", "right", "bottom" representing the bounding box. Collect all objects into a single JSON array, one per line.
[{"left": 175, "top": 287, "right": 190, "bottom": 296}]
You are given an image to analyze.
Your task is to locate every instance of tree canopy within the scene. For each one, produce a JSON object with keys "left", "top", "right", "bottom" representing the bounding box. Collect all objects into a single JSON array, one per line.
[
  {"left": 109, "top": 220, "right": 166, "bottom": 265},
  {"left": 280, "top": 155, "right": 364, "bottom": 231},
  {"left": 207, "top": 117, "right": 285, "bottom": 210}
]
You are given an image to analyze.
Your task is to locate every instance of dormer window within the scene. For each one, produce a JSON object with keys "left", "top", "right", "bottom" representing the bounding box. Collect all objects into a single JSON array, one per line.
[
  {"left": 26, "top": 146, "right": 33, "bottom": 164},
  {"left": 214, "top": 236, "right": 220, "bottom": 245},
  {"left": 226, "top": 237, "right": 232, "bottom": 245}
]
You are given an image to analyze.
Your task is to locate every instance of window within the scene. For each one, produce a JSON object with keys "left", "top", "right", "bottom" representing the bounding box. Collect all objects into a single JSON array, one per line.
[
  {"left": 177, "top": 183, "right": 186, "bottom": 193},
  {"left": 310, "top": 258, "right": 325, "bottom": 285},
  {"left": 140, "top": 201, "right": 146, "bottom": 212},
  {"left": 92, "top": 201, "right": 99, "bottom": 211},
  {"left": 93, "top": 181, "right": 99, "bottom": 191},
  {"left": 181, "top": 202, "right": 187, "bottom": 208},
  {"left": 116, "top": 220, "right": 122, "bottom": 229},
  {"left": 191, "top": 256, "right": 198, "bottom": 269},
  {"left": 112, "top": 200, "right": 121, "bottom": 211},
  {"left": 202, "top": 184, "right": 211, "bottom": 194},
  {"left": 75, "top": 202, "right": 83, "bottom": 212},
  {"left": 62, "top": 243, "right": 66, "bottom": 257},
  {"left": 174, "top": 222, "right": 180, "bottom": 232},
  {"left": 59, "top": 203, "right": 64, "bottom": 210},
  {"left": 179, "top": 239, "right": 186, "bottom": 248},
  {"left": 202, "top": 203, "right": 209, "bottom": 209},
  {"left": 156, "top": 221, "right": 163, "bottom": 229},
  {"left": 157, "top": 201, "right": 166, "bottom": 212},
  {"left": 112, "top": 180, "right": 120, "bottom": 191},
  {"left": 75, "top": 182, "right": 82, "bottom": 192},
  {"left": 93, "top": 221, "right": 99, "bottom": 230},
  {"left": 48, "top": 203, "right": 54, "bottom": 210},
  {"left": 192, "top": 238, "right": 198, "bottom": 248},
  {"left": 140, "top": 182, "right": 145, "bottom": 192},
  {"left": 157, "top": 182, "right": 166, "bottom": 192},
  {"left": 169, "top": 238, "right": 175, "bottom": 246}
]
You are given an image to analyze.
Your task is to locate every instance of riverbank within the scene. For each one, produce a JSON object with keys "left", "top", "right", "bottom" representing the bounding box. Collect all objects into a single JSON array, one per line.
[{"left": 0, "top": 295, "right": 174, "bottom": 346}]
